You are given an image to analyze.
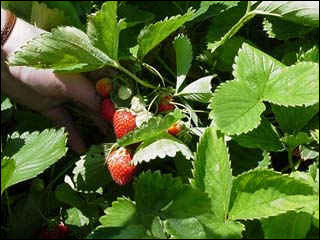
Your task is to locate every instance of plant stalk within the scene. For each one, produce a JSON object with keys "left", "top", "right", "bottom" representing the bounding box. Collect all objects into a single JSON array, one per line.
[
  {"left": 208, "top": 11, "right": 256, "bottom": 53},
  {"left": 116, "top": 64, "right": 159, "bottom": 90}
]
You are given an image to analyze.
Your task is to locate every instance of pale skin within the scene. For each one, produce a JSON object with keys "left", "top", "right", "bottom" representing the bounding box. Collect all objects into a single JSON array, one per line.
[{"left": 1, "top": 8, "right": 109, "bottom": 154}]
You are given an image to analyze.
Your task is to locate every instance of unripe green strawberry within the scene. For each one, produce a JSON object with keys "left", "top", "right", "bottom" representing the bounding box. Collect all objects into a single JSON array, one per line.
[
  {"left": 101, "top": 98, "right": 115, "bottom": 123},
  {"left": 158, "top": 96, "right": 175, "bottom": 112},
  {"left": 113, "top": 109, "right": 136, "bottom": 139},
  {"left": 106, "top": 147, "right": 137, "bottom": 185},
  {"left": 96, "top": 77, "right": 112, "bottom": 97}
]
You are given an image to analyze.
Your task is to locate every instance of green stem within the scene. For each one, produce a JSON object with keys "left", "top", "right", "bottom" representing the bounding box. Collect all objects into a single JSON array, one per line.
[
  {"left": 294, "top": 158, "right": 302, "bottom": 171},
  {"left": 288, "top": 148, "right": 294, "bottom": 170},
  {"left": 116, "top": 64, "right": 159, "bottom": 90},
  {"left": 142, "top": 63, "right": 166, "bottom": 87},
  {"left": 157, "top": 56, "right": 177, "bottom": 80},
  {"left": 208, "top": 11, "right": 256, "bottom": 52},
  {"left": 246, "top": 1, "right": 252, "bottom": 14}
]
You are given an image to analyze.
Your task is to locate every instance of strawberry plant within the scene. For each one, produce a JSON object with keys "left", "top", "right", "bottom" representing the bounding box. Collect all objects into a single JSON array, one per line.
[{"left": 1, "top": 1, "right": 319, "bottom": 239}]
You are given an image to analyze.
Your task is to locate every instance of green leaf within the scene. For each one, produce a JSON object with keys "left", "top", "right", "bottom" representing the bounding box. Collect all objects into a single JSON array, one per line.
[
  {"left": 255, "top": 1, "right": 319, "bottom": 27},
  {"left": 72, "top": 145, "right": 112, "bottom": 192},
  {"left": 1, "top": 1, "right": 32, "bottom": 21},
  {"left": 30, "top": 1, "right": 67, "bottom": 31},
  {"left": 207, "top": 3, "right": 255, "bottom": 53},
  {"left": 6, "top": 129, "right": 67, "bottom": 188},
  {"left": 134, "top": 171, "right": 210, "bottom": 223},
  {"left": 137, "top": 9, "right": 195, "bottom": 59},
  {"left": 174, "top": 34, "right": 193, "bottom": 92},
  {"left": 311, "top": 129, "right": 319, "bottom": 144},
  {"left": 258, "top": 151, "right": 272, "bottom": 169},
  {"left": 300, "top": 145, "right": 319, "bottom": 161},
  {"left": 232, "top": 118, "right": 283, "bottom": 152},
  {"left": 263, "top": 62, "right": 319, "bottom": 106},
  {"left": 165, "top": 186, "right": 211, "bottom": 219},
  {"left": 233, "top": 44, "right": 284, "bottom": 94},
  {"left": 210, "top": 80, "right": 266, "bottom": 135},
  {"left": 117, "top": 109, "right": 185, "bottom": 147},
  {"left": 210, "top": 43, "right": 284, "bottom": 134},
  {"left": 177, "top": 76, "right": 213, "bottom": 103},
  {"left": 87, "top": 225, "right": 147, "bottom": 239},
  {"left": 7, "top": 188, "right": 45, "bottom": 239},
  {"left": 134, "top": 171, "right": 183, "bottom": 218},
  {"left": 197, "top": 215, "right": 245, "bottom": 239},
  {"left": 174, "top": 153, "right": 193, "bottom": 183},
  {"left": 1, "top": 95, "right": 13, "bottom": 111},
  {"left": 192, "top": 127, "right": 232, "bottom": 222},
  {"left": 1, "top": 157, "right": 16, "bottom": 196},
  {"left": 99, "top": 197, "right": 138, "bottom": 227},
  {"left": 118, "top": 4, "right": 154, "bottom": 28},
  {"left": 263, "top": 17, "right": 313, "bottom": 40},
  {"left": 9, "top": 27, "right": 116, "bottom": 73},
  {"left": 65, "top": 207, "right": 90, "bottom": 227},
  {"left": 229, "top": 141, "right": 265, "bottom": 176},
  {"left": 87, "top": 2, "right": 121, "bottom": 60},
  {"left": 206, "top": 2, "right": 247, "bottom": 52},
  {"left": 132, "top": 133, "right": 192, "bottom": 165},
  {"left": 55, "top": 183, "right": 86, "bottom": 209},
  {"left": 313, "top": 205, "right": 319, "bottom": 228},
  {"left": 290, "top": 171, "right": 317, "bottom": 192},
  {"left": 192, "top": 1, "right": 240, "bottom": 21},
  {"left": 214, "top": 36, "right": 248, "bottom": 72},
  {"left": 165, "top": 217, "right": 206, "bottom": 239},
  {"left": 229, "top": 169, "right": 315, "bottom": 220},
  {"left": 281, "top": 132, "right": 314, "bottom": 150},
  {"left": 210, "top": 43, "right": 319, "bottom": 135},
  {"left": 272, "top": 103, "right": 319, "bottom": 134},
  {"left": 150, "top": 217, "right": 166, "bottom": 239},
  {"left": 261, "top": 211, "right": 312, "bottom": 239},
  {"left": 299, "top": 45, "right": 319, "bottom": 63},
  {"left": 43, "top": 1, "right": 83, "bottom": 29}
]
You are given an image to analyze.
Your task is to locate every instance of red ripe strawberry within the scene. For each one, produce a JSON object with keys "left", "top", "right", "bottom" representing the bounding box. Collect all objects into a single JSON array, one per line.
[
  {"left": 38, "top": 222, "right": 69, "bottom": 239},
  {"left": 101, "top": 98, "right": 115, "bottom": 123},
  {"left": 158, "top": 96, "right": 175, "bottom": 112},
  {"left": 113, "top": 110, "right": 136, "bottom": 139},
  {"left": 96, "top": 77, "right": 112, "bottom": 97},
  {"left": 168, "top": 122, "right": 183, "bottom": 136},
  {"left": 56, "top": 222, "right": 69, "bottom": 236},
  {"left": 106, "top": 147, "right": 137, "bottom": 185}
]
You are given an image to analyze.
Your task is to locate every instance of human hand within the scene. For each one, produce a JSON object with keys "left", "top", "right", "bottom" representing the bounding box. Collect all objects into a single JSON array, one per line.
[{"left": 1, "top": 9, "right": 109, "bottom": 154}]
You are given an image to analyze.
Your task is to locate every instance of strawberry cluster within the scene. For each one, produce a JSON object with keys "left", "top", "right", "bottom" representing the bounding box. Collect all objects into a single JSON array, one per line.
[
  {"left": 96, "top": 78, "right": 137, "bottom": 185},
  {"left": 96, "top": 79, "right": 183, "bottom": 185}
]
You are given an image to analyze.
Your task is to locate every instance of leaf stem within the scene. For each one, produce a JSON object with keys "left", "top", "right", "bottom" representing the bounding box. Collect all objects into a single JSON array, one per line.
[
  {"left": 142, "top": 62, "right": 166, "bottom": 87},
  {"left": 287, "top": 148, "right": 294, "bottom": 170},
  {"left": 246, "top": 1, "right": 252, "bottom": 14},
  {"left": 208, "top": 11, "right": 256, "bottom": 52},
  {"left": 116, "top": 64, "right": 159, "bottom": 90},
  {"left": 157, "top": 56, "right": 177, "bottom": 80}
]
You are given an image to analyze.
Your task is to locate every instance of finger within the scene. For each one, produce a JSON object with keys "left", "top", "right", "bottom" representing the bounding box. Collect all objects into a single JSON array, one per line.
[
  {"left": 56, "top": 73, "right": 102, "bottom": 113},
  {"left": 1, "top": 58, "right": 64, "bottom": 111},
  {"left": 88, "top": 111, "right": 115, "bottom": 140},
  {"left": 2, "top": 16, "right": 101, "bottom": 114},
  {"left": 41, "top": 107, "right": 87, "bottom": 154}
]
